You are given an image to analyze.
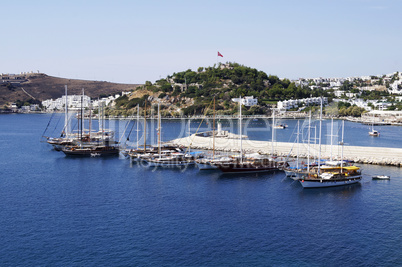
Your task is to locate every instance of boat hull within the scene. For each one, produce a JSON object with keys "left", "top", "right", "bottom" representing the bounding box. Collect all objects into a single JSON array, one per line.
[
  {"left": 299, "top": 176, "right": 362, "bottom": 188},
  {"left": 196, "top": 162, "right": 219, "bottom": 170},
  {"left": 372, "top": 176, "right": 390, "bottom": 180},
  {"left": 144, "top": 159, "right": 194, "bottom": 168},
  {"left": 62, "top": 147, "right": 119, "bottom": 157},
  {"left": 284, "top": 170, "right": 304, "bottom": 180},
  {"left": 216, "top": 162, "right": 279, "bottom": 173}
]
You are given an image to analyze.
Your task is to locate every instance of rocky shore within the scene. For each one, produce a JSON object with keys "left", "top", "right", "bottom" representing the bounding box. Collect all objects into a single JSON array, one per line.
[{"left": 168, "top": 135, "right": 402, "bottom": 167}]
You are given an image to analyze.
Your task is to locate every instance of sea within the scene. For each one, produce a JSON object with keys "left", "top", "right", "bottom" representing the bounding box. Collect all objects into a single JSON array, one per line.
[{"left": 0, "top": 113, "right": 401, "bottom": 266}]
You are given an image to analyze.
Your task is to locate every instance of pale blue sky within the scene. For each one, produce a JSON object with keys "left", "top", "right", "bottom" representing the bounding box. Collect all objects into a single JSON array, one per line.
[{"left": 2, "top": 0, "right": 401, "bottom": 84}]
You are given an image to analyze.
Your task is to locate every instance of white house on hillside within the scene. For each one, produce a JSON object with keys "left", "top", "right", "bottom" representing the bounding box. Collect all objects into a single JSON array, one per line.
[
  {"left": 277, "top": 97, "right": 328, "bottom": 110},
  {"left": 232, "top": 96, "right": 258, "bottom": 107}
]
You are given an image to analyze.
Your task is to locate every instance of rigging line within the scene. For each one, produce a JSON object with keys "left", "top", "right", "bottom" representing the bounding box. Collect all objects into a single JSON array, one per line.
[
  {"left": 41, "top": 112, "right": 56, "bottom": 138},
  {"left": 126, "top": 108, "right": 139, "bottom": 142},
  {"left": 284, "top": 137, "right": 298, "bottom": 162},
  {"left": 118, "top": 119, "right": 131, "bottom": 146},
  {"left": 69, "top": 120, "right": 78, "bottom": 136},
  {"left": 287, "top": 121, "right": 298, "bottom": 143},
  {"left": 126, "top": 121, "right": 135, "bottom": 141},
  {"left": 51, "top": 114, "right": 62, "bottom": 136}
]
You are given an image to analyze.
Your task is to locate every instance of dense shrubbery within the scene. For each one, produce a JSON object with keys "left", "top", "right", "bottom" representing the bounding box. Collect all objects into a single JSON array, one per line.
[{"left": 338, "top": 106, "right": 367, "bottom": 117}]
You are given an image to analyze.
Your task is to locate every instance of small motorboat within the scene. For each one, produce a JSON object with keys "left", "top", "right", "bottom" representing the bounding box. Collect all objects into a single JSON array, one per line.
[{"left": 372, "top": 175, "right": 390, "bottom": 180}]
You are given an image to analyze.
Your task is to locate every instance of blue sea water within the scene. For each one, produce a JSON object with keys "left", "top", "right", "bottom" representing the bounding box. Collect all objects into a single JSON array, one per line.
[{"left": 0, "top": 114, "right": 401, "bottom": 266}]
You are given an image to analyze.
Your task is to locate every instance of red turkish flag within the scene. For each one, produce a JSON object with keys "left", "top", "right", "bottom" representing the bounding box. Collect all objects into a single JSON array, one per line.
[{"left": 218, "top": 51, "right": 223, "bottom": 57}]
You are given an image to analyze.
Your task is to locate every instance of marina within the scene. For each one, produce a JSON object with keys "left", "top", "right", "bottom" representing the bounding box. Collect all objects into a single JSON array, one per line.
[{"left": 0, "top": 113, "right": 401, "bottom": 266}]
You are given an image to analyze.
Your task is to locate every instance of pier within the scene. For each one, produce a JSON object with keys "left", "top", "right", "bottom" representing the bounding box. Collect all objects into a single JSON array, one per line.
[{"left": 168, "top": 135, "right": 402, "bottom": 167}]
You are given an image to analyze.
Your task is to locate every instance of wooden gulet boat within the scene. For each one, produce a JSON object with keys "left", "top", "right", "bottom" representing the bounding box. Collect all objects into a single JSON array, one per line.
[
  {"left": 62, "top": 93, "right": 119, "bottom": 157},
  {"left": 143, "top": 102, "right": 194, "bottom": 167},
  {"left": 214, "top": 97, "right": 280, "bottom": 173},
  {"left": 299, "top": 101, "right": 362, "bottom": 188}
]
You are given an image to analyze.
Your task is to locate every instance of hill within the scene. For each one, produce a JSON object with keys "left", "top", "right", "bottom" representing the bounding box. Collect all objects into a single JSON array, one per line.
[
  {"left": 108, "top": 62, "right": 332, "bottom": 116},
  {"left": 0, "top": 73, "right": 142, "bottom": 107}
]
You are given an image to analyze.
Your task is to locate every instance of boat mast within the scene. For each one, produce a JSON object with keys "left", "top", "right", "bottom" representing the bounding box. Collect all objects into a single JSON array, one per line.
[
  {"left": 98, "top": 98, "right": 101, "bottom": 137},
  {"left": 296, "top": 120, "right": 300, "bottom": 170},
  {"left": 272, "top": 109, "right": 275, "bottom": 156},
  {"left": 313, "top": 126, "right": 317, "bottom": 162},
  {"left": 187, "top": 116, "right": 191, "bottom": 154},
  {"left": 143, "top": 101, "right": 147, "bottom": 153},
  {"left": 317, "top": 97, "right": 323, "bottom": 173},
  {"left": 330, "top": 118, "right": 334, "bottom": 161},
  {"left": 136, "top": 104, "right": 139, "bottom": 150},
  {"left": 88, "top": 101, "right": 92, "bottom": 140},
  {"left": 64, "top": 85, "right": 68, "bottom": 138},
  {"left": 80, "top": 88, "right": 84, "bottom": 142},
  {"left": 307, "top": 111, "right": 311, "bottom": 173},
  {"left": 341, "top": 120, "right": 345, "bottom": 173},
  {"left": 158, "top": 102, "right": 161, "bottom": 159},
  {"left": 101, "top": 100, "right": 104, "bottom": 142},
  {"left": 239, "top": 96, "right": 243, "bottom": 163},
  {"left": 213, "top": 97, "right": 215, "bottom": 159}
]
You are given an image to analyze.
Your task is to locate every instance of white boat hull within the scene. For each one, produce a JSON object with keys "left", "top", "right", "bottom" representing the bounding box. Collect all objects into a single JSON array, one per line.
[
  {"left": 284, "top": 170, "right": 304, "bottom": 180},
  {"left": 145, "top": 160, "right": 194, "bottom": 168},
  {"left": 372, "top": 175, "right": 390, "bottom": 180},
  {"left": 299, "top": 176, "right": 362, "bottom": 188},
  {"left": 196, "top": 162, "right": 218, "bottom": 170}
]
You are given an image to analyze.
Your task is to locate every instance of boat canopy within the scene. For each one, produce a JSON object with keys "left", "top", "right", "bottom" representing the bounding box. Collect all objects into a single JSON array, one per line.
[{"left": 343, "top": 166, "right": 360, "bottom": 171}]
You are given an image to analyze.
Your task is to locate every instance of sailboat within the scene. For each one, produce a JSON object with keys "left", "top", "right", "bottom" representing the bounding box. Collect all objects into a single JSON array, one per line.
[
  {"left": 128, "top": 103, "right": 184, "bottom": 162},
  {"left": 368, "top": 113, "right": 380, "bottom": 136},
  {"left": 61, "top": 93, "right": 119, "bottom": 157},
  {"left": 46, "top": 85, "right": 77, "bottom": 150},
  {"left": 213, "top": 98, "right": 280, "bottom": 173},
  {"left": 143, "top": 102, "right": 194, "bottom": 167},
  {"left": 195, "top": 97, "right": 233, "bottom": 170},
  {"left": 283, "top": 120, "right": 303, "bottom": 179},
  {"left": 299, "top": 99, "right": 362, "bottom": 188}
]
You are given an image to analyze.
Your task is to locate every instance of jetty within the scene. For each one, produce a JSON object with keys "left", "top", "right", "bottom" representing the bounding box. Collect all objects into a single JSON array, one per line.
[{"left": 167, "top": 135, "right": 402, "bottom": 167}]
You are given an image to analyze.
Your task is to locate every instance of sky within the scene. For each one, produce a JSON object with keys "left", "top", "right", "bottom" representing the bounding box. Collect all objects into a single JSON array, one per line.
[{"left": 1, "top": 0, "right": 402, "bottom": 84}]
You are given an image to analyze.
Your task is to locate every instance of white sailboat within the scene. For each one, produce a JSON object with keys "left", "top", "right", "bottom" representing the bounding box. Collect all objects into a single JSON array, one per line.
[{"left": 369, "top": 113, "right": 380, "bottom": 136}]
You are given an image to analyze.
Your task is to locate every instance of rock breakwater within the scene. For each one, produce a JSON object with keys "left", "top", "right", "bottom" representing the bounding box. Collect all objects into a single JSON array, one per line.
[{"left": 168, "top": 135, "right": 402, "bottom": 167}]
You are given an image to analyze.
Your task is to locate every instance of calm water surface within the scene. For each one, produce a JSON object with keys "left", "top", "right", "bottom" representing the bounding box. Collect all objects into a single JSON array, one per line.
[{"left": 0, "top": 114, "right": 401, "bottom": 266}]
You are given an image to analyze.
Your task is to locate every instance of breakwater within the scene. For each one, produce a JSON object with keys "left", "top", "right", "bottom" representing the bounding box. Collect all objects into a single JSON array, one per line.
[{"left": 168, "top": 135, "right": 402, "bottom": 167}]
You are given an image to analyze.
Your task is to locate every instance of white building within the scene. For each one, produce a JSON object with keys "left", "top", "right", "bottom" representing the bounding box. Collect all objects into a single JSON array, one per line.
[
  {"left": 42, "top": 95, "right": 91, "bottom": 111},
  {"left": 232, "top": 96, "right": 258, "bottom": 107},
  {"left": 277, "top": 97, "right": 328, "bottom": 110},
  {"left": 42, "top": 91, "right": 131, "bottom": 111}
]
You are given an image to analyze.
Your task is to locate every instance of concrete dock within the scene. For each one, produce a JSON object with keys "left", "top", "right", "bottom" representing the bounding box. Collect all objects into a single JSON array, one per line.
[{"left": 168, "top": 135, "right": 402, "bottom": 167}]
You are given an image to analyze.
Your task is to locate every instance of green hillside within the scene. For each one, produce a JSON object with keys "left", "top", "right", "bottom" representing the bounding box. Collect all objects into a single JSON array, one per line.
[{"left": 109, "top": 62, "right": 331, "bottom": 116}]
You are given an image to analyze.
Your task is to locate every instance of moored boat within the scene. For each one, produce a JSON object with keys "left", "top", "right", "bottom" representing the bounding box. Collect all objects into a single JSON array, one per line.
[
  {"left": 369, "top": 130, "right": 380, "bottom": 137},
  {"left": 144, "top": 152, "right": 194, "bottom": 167},
  {"left": 372, "top": 175, "right": 390, "bottom": 180},
  {"left": 215, "top": 157, "right": 280, "bottom": 173},
  {"left": 299, "top": 165, "right": 362, "bottom": 188},
  {"left": 62, "top": 144, "right": 119, "bottom": 156},
  {"left": 196, "top": 157, "right": 233, "bottom": 170}
]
